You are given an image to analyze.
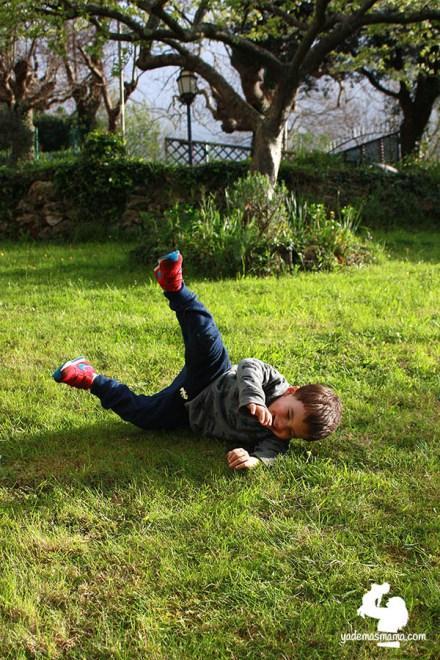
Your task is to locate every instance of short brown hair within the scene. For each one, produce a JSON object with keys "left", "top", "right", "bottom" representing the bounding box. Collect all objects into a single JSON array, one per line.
[{"left": 294, "top": 384, "right": 342, "bottom": 440}]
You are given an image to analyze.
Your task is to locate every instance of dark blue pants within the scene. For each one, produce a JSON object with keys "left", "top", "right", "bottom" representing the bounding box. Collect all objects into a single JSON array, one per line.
[{"left": 91, "top": 285, "right": 231, "bottom": 430}]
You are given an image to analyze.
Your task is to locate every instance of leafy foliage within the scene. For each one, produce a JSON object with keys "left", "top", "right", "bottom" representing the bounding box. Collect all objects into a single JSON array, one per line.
[
  {"left": 124, "top": 102, "right": 162, "bottom": 161},
  {"left": 52, "top": 130, "right": 132, "bottom": 232},
  {"left": 0, "top": 156, "right": 438, "bottom": 240},
  {"left": 134, "top": 173, "right": 380, "bottom": 277},
  {"left": 15, "top": 0, "right": 438, "bottom": 181},
  {"left": 80, "top": 129, "right": 126, "bottom": 162},
  {"left": 35, "top": 112, "right": 73, "bottom": 152}
]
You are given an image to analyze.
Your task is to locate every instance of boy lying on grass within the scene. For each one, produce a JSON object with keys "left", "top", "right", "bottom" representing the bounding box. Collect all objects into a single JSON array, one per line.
[{"left": 54, "top": 251, "right": 342, "bottom": 470}]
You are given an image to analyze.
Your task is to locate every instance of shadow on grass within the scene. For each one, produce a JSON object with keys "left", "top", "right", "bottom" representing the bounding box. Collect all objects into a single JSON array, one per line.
[
  {"left": 0, "top": 260, "right": 211, "bottom": 290},
  {"left": 1, "top": 421, "right": 323, "bottom": 493},
  {"left": 2, "top": 232, "right": 439, "bottom": 292},
  {"left": 1, "top": 422, "right": 233, "bottom": 491},
  {"left": 0, "top": 261, "right": 149, "bottom": 289},
  {"left": 374, "top": 229, "right": 440, "bottom": 264}
]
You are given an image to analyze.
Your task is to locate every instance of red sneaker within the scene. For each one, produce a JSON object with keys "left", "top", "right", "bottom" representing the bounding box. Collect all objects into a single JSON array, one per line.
[
  {"left": 154, "top": 250, "right": 183, "bottom": 292},
  {"left": 53, "top": 356, "right": 96, "bottom": 390}
]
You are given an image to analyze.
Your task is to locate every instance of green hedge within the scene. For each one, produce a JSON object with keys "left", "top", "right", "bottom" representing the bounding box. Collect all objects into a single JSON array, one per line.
[{"left": 0, "top": 152, "right": 438, "bottom": 237}]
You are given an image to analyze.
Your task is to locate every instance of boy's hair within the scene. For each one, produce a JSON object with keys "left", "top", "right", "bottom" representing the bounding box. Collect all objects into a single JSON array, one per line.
[{"left": 294, "top": 384, "right": 342, "bottom": 440}]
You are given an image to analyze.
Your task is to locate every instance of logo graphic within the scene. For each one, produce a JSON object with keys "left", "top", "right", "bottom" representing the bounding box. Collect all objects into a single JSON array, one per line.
[{"left": 357, "top": 582, "right": 409, "bottom": 648}]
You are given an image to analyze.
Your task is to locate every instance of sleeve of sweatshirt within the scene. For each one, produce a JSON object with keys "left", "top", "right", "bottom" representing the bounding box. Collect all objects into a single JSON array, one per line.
[
  {"left": 250, "top": 435, "right": 289, "bottom": 467},
  {"left": 236, "top": 358, "right": 288, "bottom": 409}
]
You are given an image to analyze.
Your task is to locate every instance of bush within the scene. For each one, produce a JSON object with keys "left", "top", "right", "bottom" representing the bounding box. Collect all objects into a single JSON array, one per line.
[
  {"left": 53, "top": 131, "right": 132, "bottom": 232},
  {"left": 81, "top": 130, "right": 126, "bottom": 162},
  {"left": 34, "top": 113, "right": 72, "bottom": 152},
  {"left": 1, "top": 151, "right": 437, "bottom": 240},
  {"left": 285, "top": 198, "right": 379, "bottom": 270},
  {"left": 0, "top": 107, "right": 15, "bottom": 151},
  {"left": 134, "top": 173, "right": 380, "bottom": 278}
]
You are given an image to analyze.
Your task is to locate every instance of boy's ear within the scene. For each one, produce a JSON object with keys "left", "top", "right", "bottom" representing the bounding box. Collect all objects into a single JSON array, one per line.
[{"left": 285, "top": 386, "right": 299, "bottom": 395}]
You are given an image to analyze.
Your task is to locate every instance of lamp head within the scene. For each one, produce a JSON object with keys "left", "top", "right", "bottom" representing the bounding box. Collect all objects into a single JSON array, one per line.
[{"left": 177, "top": 69, "right": 197, "bottom": 105}]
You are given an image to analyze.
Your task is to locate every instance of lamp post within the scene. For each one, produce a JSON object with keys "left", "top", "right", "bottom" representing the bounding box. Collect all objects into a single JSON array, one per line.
[
  {"left": 117, "top": 21, "right": 126, "bottom": 140},
  {"left": 177, "top": 69, "right": 197, "bottom": 166}
]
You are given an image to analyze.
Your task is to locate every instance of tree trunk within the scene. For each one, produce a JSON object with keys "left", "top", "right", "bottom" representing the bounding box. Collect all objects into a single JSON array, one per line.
[
  {"left": 399, "top": 76, "right": 440, "bottom": 158},
  {"left": 9, "top": 106, "right": 35, "bottom": 165},
  {"left": 107, "top": 107, "right": 120, "bottom": 133},
  {"left": 73, "top": 80, "right": 102, "bottom": 141},
  {"left": 250, "top": 122, "right": 284, "bottom": 186},
  {"left": 400, "top": 111, "right": 424, "bottom": 158},
  {"left": 76, "top": 105, "right": 99, "bottom": 141}
]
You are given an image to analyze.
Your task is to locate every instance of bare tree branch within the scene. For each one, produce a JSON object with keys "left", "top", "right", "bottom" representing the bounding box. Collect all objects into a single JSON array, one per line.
[
  {"left": 256, "top": 3, "right": 308, "bottom": 31},
  {"left": 137, "top": 42, "right": 260, "bottom": 131},
  {"left": 198, "top": 24, "right": 284, "bottom": 74},
  {"left": 361, "top": 9, "right": 440, "bottom": 26},
  {"left": 268, "top": 0, "right": 333, "bottom": 127},
  {"left": 360, "top": 67, "right": 399, "bottom": 99},
  {"left": 44, "top": 1, "right": 154, "bottom": 39},
  {"left": 194, "top": 1, "right": 210, "bottom": 27},
  {"left": 135, "top": 0, "right": 189, "bottom": 40}
]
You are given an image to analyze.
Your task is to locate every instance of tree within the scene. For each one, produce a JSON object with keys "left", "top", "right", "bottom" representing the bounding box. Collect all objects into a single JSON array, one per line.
[
  {"left": 38, "top": 1, "right": 440, "bottom": 183},
  {"left": 342, "top": 23, "right": 439, "bottom": 157},
  {"left": 61, "top": 23, "right": 103, "bottom": 136},
  {"left": 287, "top": 76, "right": 392, "bottom": 153},
  {"left": 0, "top": 37, "right": 67, "bottom": 163},
  {"left": 79, "top": 37, "right": 143, "bottom": 133},
  {"left": 62, "top": 21, "right": 143, "bottom": 135},
  {"left": 124, "top": 100, "right": 162, "bottom": 159}
]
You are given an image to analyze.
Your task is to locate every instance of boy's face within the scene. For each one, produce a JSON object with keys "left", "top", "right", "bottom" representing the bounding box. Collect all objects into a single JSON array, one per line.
[{"left": 267, "top": 387, "right": 308, "bottom": 440}]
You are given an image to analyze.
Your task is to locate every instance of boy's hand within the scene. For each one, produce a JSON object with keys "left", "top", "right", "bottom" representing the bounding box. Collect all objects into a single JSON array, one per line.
[
  {"left": 247, "top": 403, "right": 273, "bottom": 428},
  {"left": 227, "top": 449, "right": 260, "bottom": 471}
]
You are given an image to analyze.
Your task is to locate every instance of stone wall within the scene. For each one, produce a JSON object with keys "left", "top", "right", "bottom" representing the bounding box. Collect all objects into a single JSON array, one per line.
[
  {"left": 13, "top": 181, "right": 73, "bottom": 238},
  {"left": 1, "top": 161, "right": 438, "bottom": 238},
  {"left": 5, "top": 179, "right": 151, "bottom": 239}
]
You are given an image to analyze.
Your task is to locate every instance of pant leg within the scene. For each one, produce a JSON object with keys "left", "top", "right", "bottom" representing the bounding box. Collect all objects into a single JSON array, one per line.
[
  {"left": 91, "top": 372, "right": 190, "bottom": 431},
  {"left": 91, "top": 284, "right": 230, "bottom": 430},
  {"left": 165, "top": 285, "right": 231, "bottom": 398}
]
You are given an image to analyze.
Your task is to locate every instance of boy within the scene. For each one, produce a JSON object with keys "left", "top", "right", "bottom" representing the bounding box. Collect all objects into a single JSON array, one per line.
[{"left": 53, "top": 251, "right": 341, "bottom": 470}]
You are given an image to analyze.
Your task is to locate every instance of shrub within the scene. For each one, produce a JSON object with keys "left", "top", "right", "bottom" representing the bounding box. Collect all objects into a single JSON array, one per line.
[
  {"left": 135, "top": 173, "right": 380, "bottom": 278},
  {"left": 285, "top": 198, "right": 379, "bottom": 270},
  {"left": 81, "top": 130, "right": 126, "bottom": 162},
  {"left": 1, "top": 152, "right": 437, "bottom": 240},
  {"left": 34, "top": 113, "right": 72, "bottom": 152},
  {"left": 54, "top": 130, "right": 133, "bottom": 232}
]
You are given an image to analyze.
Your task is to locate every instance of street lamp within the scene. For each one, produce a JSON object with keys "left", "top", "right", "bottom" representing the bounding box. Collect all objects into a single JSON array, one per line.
[{"left": 177, "top": 69, "right": 198, "bottom": 166}]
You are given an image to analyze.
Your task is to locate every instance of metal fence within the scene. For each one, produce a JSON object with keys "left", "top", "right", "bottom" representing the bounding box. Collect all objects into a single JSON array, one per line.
[
  {"left": 3, "top": 129, "right": 401, "bottom": 167},
  {"left": 165, "top": 137, "right": 251, "bottom": 165},
  {"left": 330, "top": 131, "right": 401, "bottom": 164},
  {"left": 166, "top": 131, "right": 401, "bottom": 166}
]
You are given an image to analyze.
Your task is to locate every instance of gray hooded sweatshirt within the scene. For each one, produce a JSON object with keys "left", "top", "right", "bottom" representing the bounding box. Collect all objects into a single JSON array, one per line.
[{"left": 185, "top": 358, "right": 290, "bottom": 466}]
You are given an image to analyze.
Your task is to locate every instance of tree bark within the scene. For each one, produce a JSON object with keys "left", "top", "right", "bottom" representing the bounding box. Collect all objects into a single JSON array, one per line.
[
  {"left": 399, "top": 76, "right": 440, "bottom": 157},
  {"left": 250, "top": 122, "right": 284, "bottom": 185},
  {"left": 71, "top": 76, "right": 102, "bottom": 140},
  {"left": 107, "top": 108, "right": 119, "bottom": 132},
  {"left": 400, "top": 111, "right": 424, "bottom": 158},
  {"left": 9, "top": 106, "right": 35, "bottom": 165}
]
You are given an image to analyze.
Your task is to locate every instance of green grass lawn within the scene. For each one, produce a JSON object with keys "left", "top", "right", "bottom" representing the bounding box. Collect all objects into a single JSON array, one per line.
[{"left": 0, "top": 230, "right": 439, "bottom": 659}]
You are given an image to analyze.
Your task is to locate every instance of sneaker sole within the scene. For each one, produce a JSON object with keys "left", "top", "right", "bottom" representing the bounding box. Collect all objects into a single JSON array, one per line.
[
  {"left": 53, "top": 356, "right": 87, "bottom": 382},
  {"left": 158, "top": 249, "right": 181, "bottom": 264}
]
